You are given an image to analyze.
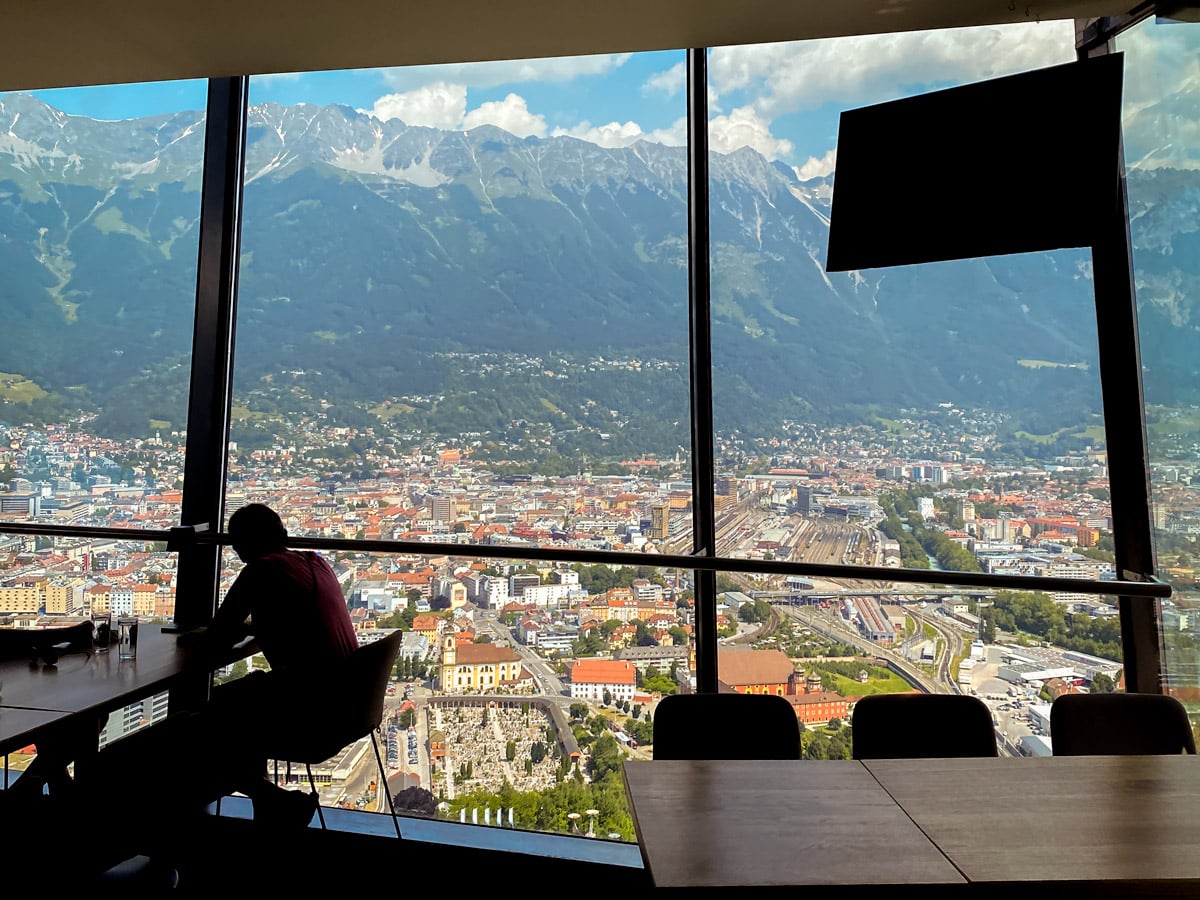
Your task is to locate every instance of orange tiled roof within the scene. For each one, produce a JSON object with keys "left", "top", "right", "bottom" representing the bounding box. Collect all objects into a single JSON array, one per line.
[{"left": 570, "top": 658, "right": 636, "bottom": 686}]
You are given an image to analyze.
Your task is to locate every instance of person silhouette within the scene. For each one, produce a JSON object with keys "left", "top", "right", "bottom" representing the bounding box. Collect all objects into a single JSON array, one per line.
[
  {"left": 174, "top": 502, "right": 360, "bottom": 825},
  {"left": 86, "top": 503, "right": 359, "bottom": 835}
]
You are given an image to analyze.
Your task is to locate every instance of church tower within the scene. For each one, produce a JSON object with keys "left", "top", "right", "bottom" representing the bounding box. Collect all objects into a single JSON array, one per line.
[{"left": 440, "top": 632, "right": 458, "bottom": 691}]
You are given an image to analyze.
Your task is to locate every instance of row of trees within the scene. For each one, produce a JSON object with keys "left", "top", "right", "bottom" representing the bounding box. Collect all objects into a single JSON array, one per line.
[
  {"left": 982, "top": 590, "right": 1121, "bottom": 661},
  {"left": 572, "top": 617, "right": 669, "bottom": 656},
  {"left": 801, "top": 722, "right": 853, "bottom": 760},
  {"left": 737, "top": 598, "right": 774, "bottom": 624},
  {"left": 879, "top": 487, "right": 983, "bottom": 572}
]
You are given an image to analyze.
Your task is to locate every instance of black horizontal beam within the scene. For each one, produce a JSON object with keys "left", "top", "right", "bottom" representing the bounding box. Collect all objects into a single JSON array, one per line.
[{"left": 0, "top": 520, "right": 1168, "bottom": 600}]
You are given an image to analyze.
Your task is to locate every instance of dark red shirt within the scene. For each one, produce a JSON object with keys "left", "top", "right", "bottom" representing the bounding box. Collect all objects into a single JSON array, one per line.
[{"left": 211, "top": 549, "right": 358, "bottom": 673}]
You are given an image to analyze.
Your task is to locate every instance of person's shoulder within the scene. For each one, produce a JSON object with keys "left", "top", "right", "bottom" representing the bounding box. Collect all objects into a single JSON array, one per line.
[
  {"left": 258, "top": 549, "right": 304, "bottom": 565},
  {"left": 259, "top": 549, "right": 319, "bottom": 577}
]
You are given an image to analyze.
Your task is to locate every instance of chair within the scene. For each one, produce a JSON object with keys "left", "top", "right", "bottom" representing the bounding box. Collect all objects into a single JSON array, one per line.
[
  {"left": 1050, "top": 692, "right": 1196, "bottom": 756},
  {"left": 259, "top": 630, "right": 403, "bottom": 836},
  {"left": 851, "top": 693, "right": 998, "bottom": 759},
  {"left": 652, "top": 692, "right": 801, "bottom": 759}
]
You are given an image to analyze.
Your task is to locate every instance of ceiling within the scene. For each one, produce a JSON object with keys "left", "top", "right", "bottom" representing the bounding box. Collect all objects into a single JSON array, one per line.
[{"left": 3, "top": 0, "right": 1135, "bottom": 92}]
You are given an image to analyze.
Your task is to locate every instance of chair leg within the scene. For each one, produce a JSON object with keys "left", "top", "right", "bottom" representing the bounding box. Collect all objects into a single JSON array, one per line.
[
  {"left": 305, "top": 763, "right": 326, "bottom": 829},
  {"left": 371, "top": 731, "right": 402, "bottom": 839}
]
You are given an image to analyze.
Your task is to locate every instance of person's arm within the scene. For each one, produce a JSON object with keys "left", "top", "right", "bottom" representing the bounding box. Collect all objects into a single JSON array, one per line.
[{"left": 177, "top": 564, "right": 258, "bottom": 651}]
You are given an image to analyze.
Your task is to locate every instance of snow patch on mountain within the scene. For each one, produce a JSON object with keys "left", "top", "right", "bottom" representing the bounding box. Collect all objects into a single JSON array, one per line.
[
  {"left": 331, "top": 141, "right": 447, "bottom": 187},
  {"left": 0, "top": 119, "right": 68, "bottom": 170},
  {"left": 787, "top": 184, "right": 830, "bottom": 227},
  {"left": 115, "top": 157, "right": 160, "bottom": 177}
]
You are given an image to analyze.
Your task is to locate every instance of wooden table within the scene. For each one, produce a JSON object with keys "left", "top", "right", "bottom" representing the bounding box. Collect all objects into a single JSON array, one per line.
[
  {"left": 622, "top": 758, "right": 967, "bottom": 892},
  {"left": 0, "top": 627, "right": 254, "bottom": 763},
  {"left": 864, "top": 755, "right": 1200, "bottom": 897},
  {"left": 0, "top": 627, "right": 205, "bottom": 715},
  {"left": 625, "top": 757, "right": 1200, "bottom": 897}
]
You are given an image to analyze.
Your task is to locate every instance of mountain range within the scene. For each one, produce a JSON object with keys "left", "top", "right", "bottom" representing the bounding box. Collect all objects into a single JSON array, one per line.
[{"left": 0, "top": 92, "right": 1193, "bottom": 459}]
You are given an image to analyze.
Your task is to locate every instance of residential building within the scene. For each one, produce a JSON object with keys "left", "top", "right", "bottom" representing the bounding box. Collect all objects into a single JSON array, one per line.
[{"left": 569, "top": 658, "right": 637, "bottom": 703}]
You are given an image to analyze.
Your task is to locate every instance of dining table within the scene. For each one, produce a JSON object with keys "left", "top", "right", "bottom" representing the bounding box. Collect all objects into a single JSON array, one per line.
[
  {"left": 863, "top": 754, "right": 1200, "bottom": 895},
  {"left": 0, "top": 626, "right": 256, "bottom": 779},
  {"left": 623, "top": 754, "right": 1200, "bottom": 897}
]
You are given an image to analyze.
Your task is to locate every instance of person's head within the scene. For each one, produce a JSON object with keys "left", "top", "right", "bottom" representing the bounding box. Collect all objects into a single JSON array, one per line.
[{"left": 227, "top": 503, "right": 288, "bottom": 563}]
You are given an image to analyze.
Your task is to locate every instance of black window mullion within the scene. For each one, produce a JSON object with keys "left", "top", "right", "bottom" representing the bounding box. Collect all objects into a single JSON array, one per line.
[
  {"left": 687, "top": 47, "right": 719, "bottom": 694},
  {"left": 174, "top": 76, "right": 248, "bottom": 632}
]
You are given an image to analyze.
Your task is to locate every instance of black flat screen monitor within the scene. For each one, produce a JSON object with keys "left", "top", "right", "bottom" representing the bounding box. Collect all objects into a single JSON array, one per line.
[{"left": 825, "top": 53, "right": 1124, "bottom": 272}]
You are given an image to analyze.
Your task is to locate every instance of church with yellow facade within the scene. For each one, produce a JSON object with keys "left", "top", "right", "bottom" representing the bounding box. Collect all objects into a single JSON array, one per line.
[{"left": 438, "top": 633, "right": 532, "bottom": 693}]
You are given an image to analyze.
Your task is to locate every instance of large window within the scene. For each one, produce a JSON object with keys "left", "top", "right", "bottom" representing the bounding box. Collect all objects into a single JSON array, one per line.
[
  {"left": 0, "top": 81, "right": 207, "bottom": 530},
  {"left": 0, "top": 6, "right": 1180, "bottom": 851},
  {"left": 702, "top": 25, "right": 1124, "bottom": 701},
  {"left": 230, "top": 54, "right": 690, "bottom": 555},
  {"left": 1119, "top": 14, "right": 1200, "bottom": 694}
]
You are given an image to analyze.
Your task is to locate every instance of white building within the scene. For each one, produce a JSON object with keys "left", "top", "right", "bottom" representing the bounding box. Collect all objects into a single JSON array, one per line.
[
  {"left": 569, "top": 658, "right": 637, "bottom": 703},
  {"left": 522, "top": 583, "right": 572, "bottom": 608}
]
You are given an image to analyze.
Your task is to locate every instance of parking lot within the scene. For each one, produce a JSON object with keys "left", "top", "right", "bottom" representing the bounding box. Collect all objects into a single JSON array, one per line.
[{"left": 966, "top": 645, "right": 1049, "bottom": 754}]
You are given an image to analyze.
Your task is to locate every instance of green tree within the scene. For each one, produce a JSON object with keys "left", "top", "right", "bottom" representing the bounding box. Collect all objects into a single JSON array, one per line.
[
  {"left": 506, "top": 740, "right": 517, "bottom": 761},
  {"left": 1090, "top": 672, "right": 1116, "bottom": 693},
  {"left": 588, "top": 733, "right": 623, "bottom": 781}
]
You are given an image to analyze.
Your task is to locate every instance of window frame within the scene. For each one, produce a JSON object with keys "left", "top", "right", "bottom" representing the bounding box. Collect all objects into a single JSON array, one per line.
[{"left": 0, "top": 4, "right": 1175, "bottom": 843}]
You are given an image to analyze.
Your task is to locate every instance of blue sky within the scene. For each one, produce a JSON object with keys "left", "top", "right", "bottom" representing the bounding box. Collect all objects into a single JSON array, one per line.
[{"left": 25, "top": 21, "right": 1079, "bottom": 179}]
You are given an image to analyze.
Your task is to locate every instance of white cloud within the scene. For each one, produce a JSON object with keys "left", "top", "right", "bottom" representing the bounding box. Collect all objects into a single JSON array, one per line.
[
  {"left": 794, "top": 148, "right": 837, "bottom": 181},
  {"left": 462, "top": 93, "right": 547, "bottom": 138},
  {"left": 709, "top": 21, "right": 1076, "bottom": 116},
  {"left": 645, "top": 117, "right": 688, "bottom": 147},
  {"left": 643, "top": 64, "right": 721, "bottom": 114},
  {"left": 709, "top": 106, "right": 792, "bottom": 159},
  {"left": 549, "top": 117, "right": 687, "bottom": 149},
  {"left": 379, "top": 54, "right": 632, "bottom": 91},
  {"left": 643, "top": 62, "right": 686, "bottom": 97},
  {"left": 553, "top": 120, "right": 645, "bottom": 148},
  {"left": 1120, "top": 23, "right": 1200, "bottom": 171},
  {"left": 366, "top": 85, "right": 549, "bottom": 141},
  {"left": 365, "top": 82, "right": 467, "bottom": 129}
]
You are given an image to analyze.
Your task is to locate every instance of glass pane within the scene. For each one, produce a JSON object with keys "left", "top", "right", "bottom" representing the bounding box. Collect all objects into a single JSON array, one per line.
[
  {"left": 230, "top": 53, "right": 691, "bottom": 558},
  {"left": 0, "top": 81, "right": 207, "bottom": 528},
  {"left": 1119, "top": 15, "right": 1200, "bottom": 703},
  {"left": 704, "top": 24, "right": 1115, "bottom": 583},
  {"left": 215, "top": 535, "right": 689, "bottom": 839},
  {"left": 717, "top": 578, "right": 1123, "bottom": 758}
]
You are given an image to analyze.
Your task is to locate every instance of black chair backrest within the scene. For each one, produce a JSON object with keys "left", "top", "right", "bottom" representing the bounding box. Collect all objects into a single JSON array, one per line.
[
  {"left": 266, "top": 630, "right": 402, "bottom": 763},
  {"left": 1050, "top": 692, "right": 1196, "bottom": 756},
  {"left": 851, "top": 693, "right": 998, "bottom": 759},
  {"left": 652, "top": 692, "right": 801, "bottom": 760}
]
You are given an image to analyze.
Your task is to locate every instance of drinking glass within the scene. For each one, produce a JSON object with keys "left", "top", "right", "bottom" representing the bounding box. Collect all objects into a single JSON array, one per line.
[
  {"left": 117, "top": 617, "right": 138, "bottom": 660},
  {"left": 92, "top": 613, "right": 112, "bottom": 653}
]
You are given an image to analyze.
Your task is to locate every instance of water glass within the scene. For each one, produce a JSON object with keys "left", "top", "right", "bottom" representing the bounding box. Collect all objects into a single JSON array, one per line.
[
  {"left": 117, "top": 617, "right": 138, "bottom": 660},
  {"left": 92, "top": 613, "right": 112, "bottom": 653}
]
